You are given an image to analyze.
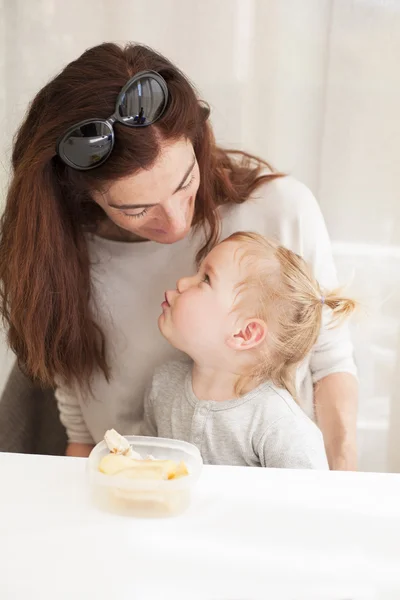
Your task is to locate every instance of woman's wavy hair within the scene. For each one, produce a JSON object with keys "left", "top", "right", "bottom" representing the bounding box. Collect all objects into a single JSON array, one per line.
[{"left": 0, "top": 43, "right": 283, "bottom": 388}]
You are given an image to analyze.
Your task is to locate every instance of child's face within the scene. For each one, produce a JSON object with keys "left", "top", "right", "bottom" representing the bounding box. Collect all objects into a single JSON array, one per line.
[{"left": 159, "top": 241, "right": 245, "bottom": 361}]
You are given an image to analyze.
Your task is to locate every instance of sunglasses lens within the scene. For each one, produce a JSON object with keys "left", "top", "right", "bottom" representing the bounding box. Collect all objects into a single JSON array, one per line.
[
  {"left": 59, "top": 121, "right": 113, "bottom": 169},
  {"left": 118, "top": 74, "right": 167, "bottom": 125}
]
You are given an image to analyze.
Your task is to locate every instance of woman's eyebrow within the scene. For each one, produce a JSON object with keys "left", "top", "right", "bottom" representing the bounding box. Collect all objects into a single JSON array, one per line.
[
  {"left": 172, "top": 155, "right": 196, "bottom": 194},
  {"left": 108, "top": 155, "right": 196, "bottom": 210}
]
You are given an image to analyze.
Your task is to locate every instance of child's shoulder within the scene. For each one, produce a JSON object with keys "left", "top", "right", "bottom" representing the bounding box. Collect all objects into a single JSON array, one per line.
[
  {"left": 150, "top": 359, "right": 192, "bottom": 389},
  {"left": 255, "top": 383, "right": 316, "bottom": 426}
]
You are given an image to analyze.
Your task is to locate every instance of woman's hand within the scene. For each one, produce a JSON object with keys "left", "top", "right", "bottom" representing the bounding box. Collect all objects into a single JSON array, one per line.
[{"left": 66, "top": 443, "right": 94, "bottom": 458}]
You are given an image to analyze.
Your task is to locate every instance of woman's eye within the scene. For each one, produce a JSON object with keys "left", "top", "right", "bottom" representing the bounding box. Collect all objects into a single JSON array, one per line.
[
  {"left": 123, "top": 208, "right": 149, "bottom": 219},
  {"left": 180, "top": 174, "right": 195, "bottom": 191}
]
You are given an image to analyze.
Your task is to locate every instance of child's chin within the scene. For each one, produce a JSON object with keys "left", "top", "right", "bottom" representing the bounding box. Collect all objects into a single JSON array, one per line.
[
  {"left": 157, "top": 314, "right": 167, "bottom": 334},
  {"left": 158, "top": 316, "right": 174, "bottom": 344}
]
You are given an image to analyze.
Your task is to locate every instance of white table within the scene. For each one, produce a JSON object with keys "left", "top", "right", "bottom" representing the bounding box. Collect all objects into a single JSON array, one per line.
[{"left": 1, "top": 453, "right": 400, "bottom": 600}]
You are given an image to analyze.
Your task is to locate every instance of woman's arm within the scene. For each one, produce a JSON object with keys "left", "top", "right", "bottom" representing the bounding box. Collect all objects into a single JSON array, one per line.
[
  {"left": 55, "top": 384, "right": 95, "bottom": 457},
  {"left": 264, "top": 177, "right": 359, "bottom": 468},
  {"left": 314, "top": 372, "right": 358, "bottom": 470},
  {"left": 140, "top": 383, "right": 158, "bottom": 437},
  {"left": 66, "top": 442, "right": 94, "bottom": 457},
  {"left": 299, "top": 188, "right": 358, "bottom": 470},
  {"left": 309, "top": 306, "right": 358, "bottom": 470}
]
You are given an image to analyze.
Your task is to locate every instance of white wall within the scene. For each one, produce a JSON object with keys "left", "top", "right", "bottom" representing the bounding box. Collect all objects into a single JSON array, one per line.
[
  {"left": 1, "top": 0, "right": 399, "bottom": 471},
  {"left": 318, "top": 0, "right": 400, "bottom": 473}
]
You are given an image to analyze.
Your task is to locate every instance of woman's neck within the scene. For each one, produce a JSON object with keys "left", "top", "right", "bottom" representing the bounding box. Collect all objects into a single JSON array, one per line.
[{"left": 191, "top": 363, "right": 256, "bottom": 401}]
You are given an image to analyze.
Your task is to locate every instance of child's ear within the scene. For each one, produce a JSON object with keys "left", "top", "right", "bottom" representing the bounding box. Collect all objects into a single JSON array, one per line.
[{"left": 226, "top": 319, "right": 267, "bottom": 351}]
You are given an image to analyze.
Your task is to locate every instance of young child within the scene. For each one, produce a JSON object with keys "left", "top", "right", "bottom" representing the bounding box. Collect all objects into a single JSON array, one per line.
[{"left": 141, "top": 232, "right": 356, "bottom": 469}]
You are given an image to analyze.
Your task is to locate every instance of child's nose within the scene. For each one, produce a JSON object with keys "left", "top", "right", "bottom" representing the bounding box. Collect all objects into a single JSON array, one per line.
[{"left": 176, "top": 276, "right": 191, "bottom": 293}]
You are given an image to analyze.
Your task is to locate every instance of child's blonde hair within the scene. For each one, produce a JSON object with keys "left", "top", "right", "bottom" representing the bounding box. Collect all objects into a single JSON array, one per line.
[{"left": 225, "top": 232, "right": 356, "bottom": 399}]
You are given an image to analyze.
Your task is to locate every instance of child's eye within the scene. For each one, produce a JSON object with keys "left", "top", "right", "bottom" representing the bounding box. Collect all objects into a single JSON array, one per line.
[{"left": 202, "top": 274, "right": 211, "bottom": 285}]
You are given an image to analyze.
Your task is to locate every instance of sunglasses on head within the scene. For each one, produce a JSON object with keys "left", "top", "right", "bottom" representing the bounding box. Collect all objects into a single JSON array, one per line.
[{"left": 55, "top": 70, "right": 168, "bottom": 171}]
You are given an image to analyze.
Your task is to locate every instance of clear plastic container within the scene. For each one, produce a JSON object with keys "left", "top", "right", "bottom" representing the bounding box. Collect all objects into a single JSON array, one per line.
[{"left": 87, "top": 436, "right": 203, "bottom": 518}]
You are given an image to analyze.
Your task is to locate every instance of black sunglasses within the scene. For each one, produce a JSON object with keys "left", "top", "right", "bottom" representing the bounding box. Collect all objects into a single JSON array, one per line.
[{"left": 56, "top": 70, "right": 168, "bottom": 171}]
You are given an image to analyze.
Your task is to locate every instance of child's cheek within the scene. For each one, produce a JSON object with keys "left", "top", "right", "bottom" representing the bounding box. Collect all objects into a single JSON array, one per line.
[{"left": 175, "top": 296, "right": 204, "bottom": 334}]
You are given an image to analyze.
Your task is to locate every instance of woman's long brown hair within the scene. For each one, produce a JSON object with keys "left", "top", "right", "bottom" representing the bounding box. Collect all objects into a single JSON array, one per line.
[{"left": 0, "top": 43, "right": 283, "bottom": 388}]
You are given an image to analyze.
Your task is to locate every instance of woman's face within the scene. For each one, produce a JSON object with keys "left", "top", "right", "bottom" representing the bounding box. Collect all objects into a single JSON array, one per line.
[{"left": 93, "top": 137, "right": 200, "bottom": 244}]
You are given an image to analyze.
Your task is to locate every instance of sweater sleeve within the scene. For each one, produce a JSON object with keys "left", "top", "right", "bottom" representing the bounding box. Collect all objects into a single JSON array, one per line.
[
  {"left": 140, "top": 382, "right": 158, "bottom": 437},
  {"left": 55, "top": 385, "right": 94, "bottom": 445}
]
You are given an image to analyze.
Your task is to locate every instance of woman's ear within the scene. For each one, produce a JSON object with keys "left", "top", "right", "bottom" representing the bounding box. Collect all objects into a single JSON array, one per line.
[{"left": 226, "top": 319, "right": 267, "bottom": 351}]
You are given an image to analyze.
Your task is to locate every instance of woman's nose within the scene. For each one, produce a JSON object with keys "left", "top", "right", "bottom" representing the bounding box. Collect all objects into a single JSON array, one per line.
[{"left": 162, "top": 198, "right": 188, "bottom": 231}]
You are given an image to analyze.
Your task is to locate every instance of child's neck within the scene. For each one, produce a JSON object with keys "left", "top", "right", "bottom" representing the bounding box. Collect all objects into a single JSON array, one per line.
[{"left": 191, "top": 363, "right": 253, "bottom": 402}]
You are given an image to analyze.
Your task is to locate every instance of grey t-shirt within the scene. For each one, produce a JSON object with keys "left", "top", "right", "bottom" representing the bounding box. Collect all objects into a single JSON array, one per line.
[{"left": 142, "top": 361, "right": 329, "bottom": 469}]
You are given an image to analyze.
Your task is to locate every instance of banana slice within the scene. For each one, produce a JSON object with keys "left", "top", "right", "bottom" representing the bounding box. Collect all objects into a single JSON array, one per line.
[
  {"left": 100, "top": 429, "right": 189, "bottom": 483},
  {"left": 99, "top": 454, "right": 188, "bottom": 481},
  {"left": 104, "top": 429, "right": 141, "bottom": 458},
  {"left": 115, "top": 465, "right": 167, "bottom": 480},
  {"left": 171, "top": 461, "right": 189, "bottom": 479},
  {"left": 99, "top": 454, "right": 137, "bottom": 475}
]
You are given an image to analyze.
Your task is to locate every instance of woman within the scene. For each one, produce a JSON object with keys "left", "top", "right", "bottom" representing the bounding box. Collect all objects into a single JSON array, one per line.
[{"left": 0, "top": 43, "right": 358, "bottom": 468}]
